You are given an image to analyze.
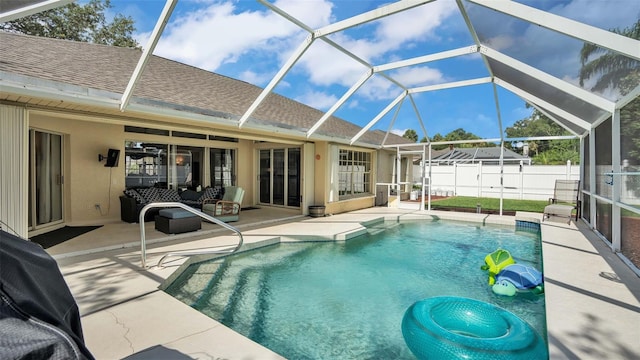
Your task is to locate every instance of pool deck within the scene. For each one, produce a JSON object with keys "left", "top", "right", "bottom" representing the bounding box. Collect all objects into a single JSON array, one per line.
[{"left": 51, "top": 208, "right": 640, "bottom": 359}]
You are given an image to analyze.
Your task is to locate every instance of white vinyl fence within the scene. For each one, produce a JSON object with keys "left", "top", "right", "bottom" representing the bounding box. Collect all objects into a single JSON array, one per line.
[{"left": 413, "top": 161, "right": 579, "bottom": 201}]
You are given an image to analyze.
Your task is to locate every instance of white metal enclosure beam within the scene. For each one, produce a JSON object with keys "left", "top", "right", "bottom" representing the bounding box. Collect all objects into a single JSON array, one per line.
[
  {"left": 350, "top": 91, "right": 407, "bottom": 145},
  {"left": 315, "top": 0, "right": 436, "bottom": 37},
  {"left": 471, "top": 0, "right": 640, "bottom": 60},
  {"left": 306, "top": 45, "right": 481, "bottom": 140},
  {"left": 373, "top": 46, "right": 478, "bottom": 72},
  {"left": 481, "top": 46, "right": 615, "bottom": 112},
  {"left": 408, "top": 95, "right": 428, "bottom": 141},
  {"left": 496, "top": 78, "right": 592, "bottom": 131},
  {"left": 306, "top": 69, "right": 373, "bottom": 138},
  {"left": 120, "top": 0, "right": 177, "bottom": 112},
  {"left": 491, "top": 83, "right": 504, "bottom": 142},
  {"left": 261, "top": 0, "right": 418, "bottom": 137},
  {"left": 409, "top": 77, "right": 492, "bottom": 94},
  {"left": 0, "top": 0, "right": 72, "bottom": 22},
  {"left": 530, "top": 105, "right": 583, "bottom": 137},
  {"left": 617, "top": 84, "right": 640, "bottom": 110},
  {"left": 381, "top": 97, "right": 406, "bottom": 146},
  {"left": 238, "top": 34, "right": 315, "bottom": 127}
]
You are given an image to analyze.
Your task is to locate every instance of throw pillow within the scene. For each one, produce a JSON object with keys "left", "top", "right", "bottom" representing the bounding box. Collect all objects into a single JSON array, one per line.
[
  {"left": 124, "top": 188, "right": 146, "bottom": 204},
  {"left": 198, "top": 186, "right": 221, "bottom": 203},
  {"left": 156, "top": 188, "right": 181, "bottom": 202},
  {"left": 180, "top": 189, "right": 201, "bottom": 201},
  {"left": 138, "top": 187, "right": 160, "bottom": 203}
]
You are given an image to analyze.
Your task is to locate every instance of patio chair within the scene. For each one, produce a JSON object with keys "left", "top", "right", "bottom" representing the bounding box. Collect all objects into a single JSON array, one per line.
[
  {"left": 543, "top": 180, "right": 580, "bottom": 224},
  {"left": 202, "top": 186, "right": 245, "bottom": 222}
]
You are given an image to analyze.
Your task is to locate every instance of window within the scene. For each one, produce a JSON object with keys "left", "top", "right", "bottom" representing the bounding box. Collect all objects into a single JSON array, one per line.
[
  {"left": 124, "top": 142, "right": 195, "bottom": 189},
  {"left": 210, "top": 148, "right": 236, "bottom": 187},
  {"left": 338, "top": 149, "right": 371, "bottom": 199},
  {"left": 124, "top": 142, "right": 168, "bottom": 188}
]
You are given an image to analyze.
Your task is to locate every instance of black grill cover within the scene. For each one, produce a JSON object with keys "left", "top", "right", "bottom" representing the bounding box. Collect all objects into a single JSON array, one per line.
[{"left": 0, "top": 230, "right": 94, "bottom": 359}]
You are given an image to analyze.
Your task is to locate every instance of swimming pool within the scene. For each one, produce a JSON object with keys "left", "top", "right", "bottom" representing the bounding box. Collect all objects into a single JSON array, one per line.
[{"left": 164, "top": 220, "right": 546, "bottom": 359}]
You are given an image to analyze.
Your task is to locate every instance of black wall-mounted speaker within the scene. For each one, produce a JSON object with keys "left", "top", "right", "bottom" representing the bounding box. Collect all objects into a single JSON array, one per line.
[{"left": 104, "top": 148, "right": 120, "bottom": 167}]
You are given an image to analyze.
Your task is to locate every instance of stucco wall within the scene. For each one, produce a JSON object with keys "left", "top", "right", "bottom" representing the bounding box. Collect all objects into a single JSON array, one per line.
[
  {"left": 325, "top": 196, "right": 376, "bottom": 215},
  {"left": 313, "top": 141, "right": 328, "bottom": 206},
  {"left": 30, "top": 112, "right": 125, "bottom": 225},
  {"left": 29, "top": 111, "right": 256, "bottom": 226}
]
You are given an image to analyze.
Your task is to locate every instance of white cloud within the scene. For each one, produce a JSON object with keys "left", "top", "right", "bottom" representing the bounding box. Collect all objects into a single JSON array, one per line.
[
  {"left": 293, "top": 1, "right": 457, "bottom": 94},
  {"left": 297, "top": 40, "right": 370, "bottom": 87},
  {"left": 273, "top": 0, "right": 335, "bottom": 28},
  {"left": 375, "top": 0, "right": 458, "bottom": 45},
  {"left": 357, "top": 75, "right": 403, "bottom": 101},
  {"left": 484, "top": 34, "right": 516, "bottom": 52},
  {"left": 238, "top": 70, "right": 273, "bottom": 85},
  {"left": 390, "top": 129, "right": 406, "bottom": 136},
  {"left": 143, "top": 0, "right": 334, "bottom": 72},
  {"left": 294, "top": 90, "right": 339, "bottom": 110},
  {"left": 390, "top": 66, "right": 447, "bottom": 87},
  {"left": 137, "top": 0, "right": 460, "bottom": 105}
]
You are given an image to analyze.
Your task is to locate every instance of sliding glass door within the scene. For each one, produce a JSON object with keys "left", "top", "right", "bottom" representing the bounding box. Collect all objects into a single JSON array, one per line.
[
  {"left": 29, "top": 130, "right": 63, "bottom": 230},
  {"left": 259, "top": 148, "right": 300, "bottom": 208}
]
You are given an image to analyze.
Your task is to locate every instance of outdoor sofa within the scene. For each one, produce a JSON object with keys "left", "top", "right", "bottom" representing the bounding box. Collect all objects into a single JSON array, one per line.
[{"left": 119, "top": 186, "right": 224, "bottom": 223}]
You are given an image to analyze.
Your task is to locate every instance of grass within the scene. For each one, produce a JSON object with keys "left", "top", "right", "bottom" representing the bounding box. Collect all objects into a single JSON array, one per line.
[{"left": 429, "top": 196, "right": 549, "bottom": 213}]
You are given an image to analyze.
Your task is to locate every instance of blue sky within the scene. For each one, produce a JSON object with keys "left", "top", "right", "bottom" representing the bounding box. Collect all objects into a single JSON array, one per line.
[{"left": 106, "top": 0, "right": 639, "bottom": 140}]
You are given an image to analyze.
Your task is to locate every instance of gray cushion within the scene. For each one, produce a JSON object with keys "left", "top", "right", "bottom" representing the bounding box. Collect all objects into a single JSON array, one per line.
[{"left": 159, "top": 208, "right": 196, "bottom": 219}]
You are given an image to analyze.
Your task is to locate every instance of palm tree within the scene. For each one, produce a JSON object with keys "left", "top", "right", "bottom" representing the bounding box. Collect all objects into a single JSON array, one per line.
[
  {"left": 579, "top": 19, "right": 640, "bottom": 199},
  {"left": 579, "top": 19, "right": 640, "bottom": 95}
]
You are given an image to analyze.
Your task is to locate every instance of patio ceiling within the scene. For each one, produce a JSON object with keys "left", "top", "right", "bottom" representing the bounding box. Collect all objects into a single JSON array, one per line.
[{"left": 3, "top": 0, "right": 639, "bottom": 147}]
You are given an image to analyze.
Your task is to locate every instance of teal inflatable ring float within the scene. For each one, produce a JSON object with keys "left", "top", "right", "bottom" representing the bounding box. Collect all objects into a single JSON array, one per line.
[{"left": 402, "top": 296, "right": 547, "bottom": 359}]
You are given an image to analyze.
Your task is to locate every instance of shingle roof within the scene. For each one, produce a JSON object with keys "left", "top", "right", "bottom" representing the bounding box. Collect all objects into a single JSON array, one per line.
[
  {"left": 0, "top": 31, "right": 409, "bottom": 147},
  {"left": 432, "top": 147, "right": 529, "bottom": 162}
]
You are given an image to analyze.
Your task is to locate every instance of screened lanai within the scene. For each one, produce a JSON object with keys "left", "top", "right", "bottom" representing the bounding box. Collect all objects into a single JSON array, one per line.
[{"left": 3, "top": 0, "right": 639, "bottom": 270}]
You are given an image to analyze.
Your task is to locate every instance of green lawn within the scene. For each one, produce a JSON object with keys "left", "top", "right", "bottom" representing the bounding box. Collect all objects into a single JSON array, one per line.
[{"left": 429, "top": 196, "right": 548, "bottom": 213}]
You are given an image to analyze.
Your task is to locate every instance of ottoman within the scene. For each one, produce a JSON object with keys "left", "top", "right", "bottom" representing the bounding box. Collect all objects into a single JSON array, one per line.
[{"left": 155, "top": 208, "right": 201, "bottom": 234}]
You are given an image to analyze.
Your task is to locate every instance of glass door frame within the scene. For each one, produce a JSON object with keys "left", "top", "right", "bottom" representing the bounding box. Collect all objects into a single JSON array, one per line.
[
  {"left": 29, "top": 129, "right": 64, "bottom": 231},
  {"left": 258, "top": 146, "right": 301, "bottom": 208}
]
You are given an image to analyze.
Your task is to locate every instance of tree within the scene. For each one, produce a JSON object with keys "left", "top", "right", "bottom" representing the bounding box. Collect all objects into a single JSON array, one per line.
[
  {"left": 402, "top": 129, "right": 418, "bottom": 143},
  {"left": 1, "top": 0, "right": 138, "bottom": 48},
  {"left": 414, "top": 129, "right": 491, "bottom": 150},
  {"left": 504, "top": 108, "right": 579, "bottom": 164},
  {"left": 580, "top": 19, "right": 640, "bottom": 163},
  {"left": 579, "top": 19, "right": 640, "bottom": 93},
  {"left": 580, "top": 19, "right": 640, "bottom": 199}
]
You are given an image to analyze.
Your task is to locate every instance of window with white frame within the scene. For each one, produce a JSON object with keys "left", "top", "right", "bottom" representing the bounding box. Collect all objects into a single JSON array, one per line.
[
  {"left": 338, "top": 149, "right": 371, "bottom": 199},
  {"left": 210, "top": 148, "right": 236, "bottom": 187}
]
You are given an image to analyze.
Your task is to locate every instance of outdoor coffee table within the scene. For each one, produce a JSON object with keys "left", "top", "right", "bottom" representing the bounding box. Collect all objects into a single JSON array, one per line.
[{"left": 154, "top": 208, "right": 201, "bottom": 234}]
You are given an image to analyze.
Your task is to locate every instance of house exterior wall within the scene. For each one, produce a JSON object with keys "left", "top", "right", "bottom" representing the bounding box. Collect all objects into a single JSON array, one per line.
[
  {"left": 301, "top": 142, "right": 396, "bottom": 215},
  {"left": 30, "top": 112, "right": 126, "bottom": 225},
  {"left": 27, "top": 110, "right": 260, "bottom": 226},
  {"left": 325, "top": 196, "right": 376, "bottom": 215},
  {"left": 1, "top": 102, "right": 393, "bottom": 235},
  {"left": 313, "top": 141, "right": 329, "bottom": 207}
]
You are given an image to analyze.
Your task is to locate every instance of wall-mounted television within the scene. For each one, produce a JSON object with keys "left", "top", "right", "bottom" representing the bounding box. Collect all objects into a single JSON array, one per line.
[{"left": 104, "top": 148, "right": 120, "bottom": 167}]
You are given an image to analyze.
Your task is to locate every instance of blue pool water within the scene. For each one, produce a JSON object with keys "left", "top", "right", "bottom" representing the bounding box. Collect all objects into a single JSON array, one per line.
[{"left": 165, "top": 220, "right": 546, "bottom": 359}]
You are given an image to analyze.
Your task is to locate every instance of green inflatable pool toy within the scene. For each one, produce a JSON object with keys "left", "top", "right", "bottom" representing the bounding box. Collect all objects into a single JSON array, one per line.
[
  {"left": 492, "top": 279, "right": 517, "bottom": 296},
  {"left": 481, "top": 249, "right": 515, "bottom": 285}
]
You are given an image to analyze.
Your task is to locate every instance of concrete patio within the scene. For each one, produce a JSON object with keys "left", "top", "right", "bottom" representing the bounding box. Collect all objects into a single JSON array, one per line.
[{"left": 49, "top": 207, "right": 640, "bottom": 359}]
